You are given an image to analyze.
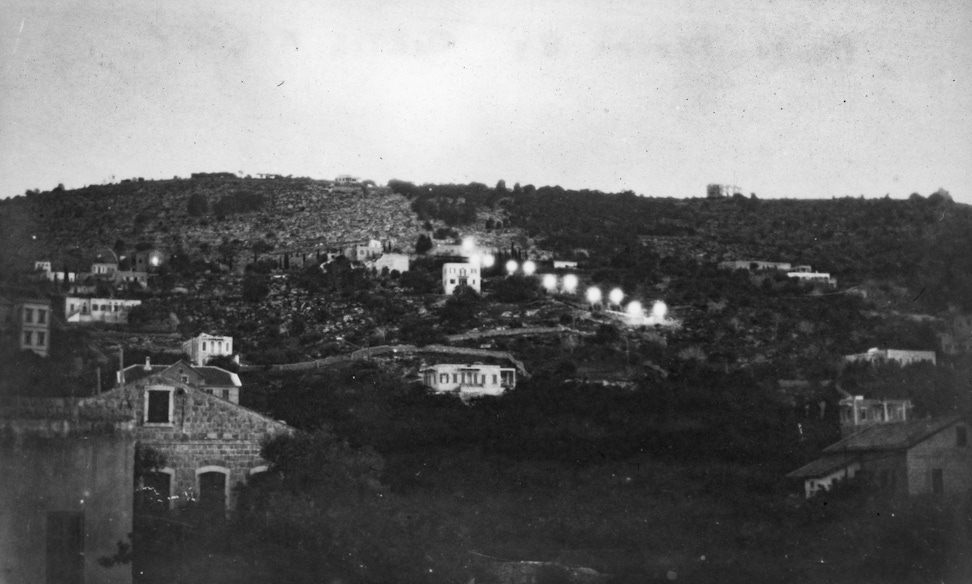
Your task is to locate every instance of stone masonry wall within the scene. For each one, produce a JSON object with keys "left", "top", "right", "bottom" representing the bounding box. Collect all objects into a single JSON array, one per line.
[
  {"left": 906, "top": 421, "right": 972, "bottom": 496},
  {"left": 87, "top": 377, "right": 292, "bottom": 508}
]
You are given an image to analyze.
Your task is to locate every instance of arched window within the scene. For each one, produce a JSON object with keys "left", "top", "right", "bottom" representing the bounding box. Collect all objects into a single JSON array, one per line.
[
  {"left": 195, "top": 466, "right": 230, "bottom": 513},
  {"left": 138, "top": 467, "right": 175, "bottom": 512}
]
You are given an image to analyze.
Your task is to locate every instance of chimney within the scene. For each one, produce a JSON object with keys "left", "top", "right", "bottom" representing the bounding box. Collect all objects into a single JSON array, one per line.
[{"left": 144, "top": 356, "right": 151, "bottom": 371}]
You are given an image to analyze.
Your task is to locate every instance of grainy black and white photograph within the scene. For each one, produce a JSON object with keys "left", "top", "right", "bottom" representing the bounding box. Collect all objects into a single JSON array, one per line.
[{"left": 1, "top": 1, "right": 971, "bottom": 582}]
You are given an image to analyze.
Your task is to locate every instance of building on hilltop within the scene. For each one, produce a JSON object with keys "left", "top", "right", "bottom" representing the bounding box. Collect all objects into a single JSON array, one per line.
[
  {"left": 182, "top": 333, "right": 234, "bottom": 367},
  {"left": 98, "top": 366, "right": 290, "bottom": 512},
  {"left": 839, "top": 395, "right": 913, "bottom": 437},
  {"left": 843, "top": 348, "right": 937, "bottom": 367},
  {"left": 553, "top": 260, "right": 578, "bottom": 269},
  {"left": 64, "top": 297, "right": 141, "bottom": 324},
  {"left": 421, "top": 363, "right": 517, "bottom": 397},
  {"left": 0, "top": 295, "right": 52, "bottom": 357},
  {"left": 34, "top": 261, "right": 77, "bottom": 283},
  {"left": 787, "top": 415, "right": 972, "bottom": 499},
  {"left": 120, "top": 358, "right": 242, "bottom": 404},
  {"left": 0, "top": 396, "right": 135, "bottom": 584},
  {"left": 707, "top": 183, "right": 742, "bottom": 198},
  {"left": 442, "top": 262, "right": 481, "bottom": 295},
  {"left": 334, "top": 174, "right": 359, "bottom": 185}
]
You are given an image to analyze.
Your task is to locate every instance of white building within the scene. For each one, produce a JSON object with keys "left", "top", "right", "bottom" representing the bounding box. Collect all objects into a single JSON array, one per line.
[
  {"left": 421, "top": 363, "right": 517, "bottom": 397},
  {"left": 182, "top": 333, "right": 234, "bottom": 367},
  {"left": 442, "top": 263, "right": 481, "bottom": 295},
  {"left": 345, "top": 239, "right": 384, "bottom": 262},
  {"left": 334, "top": 175, "right": 359, "bottom": 185},
  {"left": 64, "top": 297, "right": 141, "bottom": 324},
  {"left": 371, "top": 253, "right": 410, "bottom": 274},
  {"left": 91, "top": 262, "right": 118, "bottom": 276},
  {"left": 787, "top": 271, "right": 836, "bottom": 286},
  {"left": 843, "top": 348, "right": 937, "bottom": 367},
  {"left": 553, "top": 260, "right": 578, "bottom": 269}
]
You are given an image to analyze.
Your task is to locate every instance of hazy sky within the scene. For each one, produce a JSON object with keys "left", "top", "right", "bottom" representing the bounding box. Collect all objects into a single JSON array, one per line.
[{"left": 2, "top": 0, "right": 970, "bottom": 202}]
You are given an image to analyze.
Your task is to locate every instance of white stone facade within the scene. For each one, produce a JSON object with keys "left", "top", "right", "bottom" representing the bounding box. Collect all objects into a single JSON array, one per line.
[
  {"left": 182, "top": 333, "right": 234, "bottom": 366},
  {"left": 421, "top": 363, "right": 516, "bottom": 397},
  {"left": 442, "top": 263, "right": 481, "bottom": 295}
]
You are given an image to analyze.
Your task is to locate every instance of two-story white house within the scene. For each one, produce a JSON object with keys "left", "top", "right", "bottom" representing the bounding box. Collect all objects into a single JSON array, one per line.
[
  {"left": 442, "top": 263, "right": 481, "bottom": 295},
  {"left": 421, "top": 363, "right": 516, "bottom": 397},
  {"left": 182, "top": 333, "right": 234, "bottom": 367},
  {"left": 64, "top": 297, "right": 141, "bottom": 324}
]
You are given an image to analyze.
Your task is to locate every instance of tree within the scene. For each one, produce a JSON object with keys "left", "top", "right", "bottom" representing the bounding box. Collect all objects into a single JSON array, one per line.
[
  {"left": 415, "top": 234, "right": 433, "bottom": 254},
  {"left": 242, "top": 273, "right": 269, "bottom": 302},
  {"left": 496, "top": 179, "right": 508, "bottom": 193}
]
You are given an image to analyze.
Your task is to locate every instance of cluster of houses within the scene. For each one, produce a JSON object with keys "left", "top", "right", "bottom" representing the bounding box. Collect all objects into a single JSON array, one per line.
[{"left": 717, "top": 259, "right": 836, "bottom": 287}]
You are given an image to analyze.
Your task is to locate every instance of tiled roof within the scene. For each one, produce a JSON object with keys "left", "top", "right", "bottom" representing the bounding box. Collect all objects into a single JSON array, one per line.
[
  {"left": 120, "top": 361, "right": 240, "bottom": 388},
  {"left": 786, "top": 453, "right": 861, "bottom": 479},
  {"left": 823, "top": 416, "right": 961, "bottom": 453}
]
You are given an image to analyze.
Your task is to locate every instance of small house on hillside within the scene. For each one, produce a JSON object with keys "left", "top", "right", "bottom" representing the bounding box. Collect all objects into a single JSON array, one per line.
[
  {"left": 787, "top": 416, "right": 972, "bottom": 499},
  {"left": 421, "top": 363, "right": 516, "bottom": 397},
  {"left": 64, "top": 297, "right": 141, "bottom": 324},
  {"left": 839, "top": 396, "right": 913, "bottom": 437},
  {"left": 182, "top": 333, "right": 234, "bottom": 367},
  {"left": 370, "top": 252, "right": 410, "bottom": 274},
  {"left": 442, "top": 263, "right": 481, "bottom": 295},
  {"left": 843, "top": 348, "right": 937, "bottom": 367},
  {"left": 0, "top": 296, "right": 52, "bottom": 357}
]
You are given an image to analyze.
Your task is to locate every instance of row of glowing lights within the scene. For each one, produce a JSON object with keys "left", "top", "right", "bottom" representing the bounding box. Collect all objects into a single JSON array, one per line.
[
  {"left": 464, "top": 238, "right": 667, "bottom": 320},
  {"left": 500, "top": 258, "right": 667, "bottom": 321}
]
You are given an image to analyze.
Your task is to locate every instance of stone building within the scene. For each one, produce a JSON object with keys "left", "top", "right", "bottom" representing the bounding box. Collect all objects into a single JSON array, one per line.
[
  {"left": 96, "top": 369, "right": 291, "bottom": 512},
  {"left": 91, "top": 262, "right": 118, "bottom": 276},
  {"left": 707, "top": 183, "right": 742, "bottom": 198},
  {"left": 718, "top": 260, "right": 793, "bottom": 272},
  {"left": 345, "top": 238, "right": 385, "bottom": 262},
  {"left": 182, "top": 333, "right": 234, "bottom": 367},
  {"left": 64, "top": 297, "right": 141, "bottom": 324},
  {"left": 442, "top": 263, "right": 481, "bottom": 295},
  {"left": 788, "top": 416, "right": 972, "bottom": 499},
  {"left": 421, "top": 363, "right": 517, "bottom": 397},
  {"left": 0, "top": 295, "right": 52, "bottom": 356},
  {"left": 0, "top": 396, "right": 135, "bottom": 584}
]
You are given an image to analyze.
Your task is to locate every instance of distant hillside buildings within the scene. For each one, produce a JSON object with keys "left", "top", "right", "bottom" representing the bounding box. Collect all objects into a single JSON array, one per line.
[
  {"left": 843, "top": 348, "right": 937, "bottom": 367},
  {"left": 707, "top": 184, "right": 742, "bottom": 198},
  {"left": 182, "top": 333, "right": 234, "bottom": 367},
  {"left": 0, "top": 295, "right": 52, "bottom": 356},
  {"left": 442, "top": 263, "right": 481, "bottom": 295},
  {"left": 421, "top": 363, "right": 516, "bottom": 397}
]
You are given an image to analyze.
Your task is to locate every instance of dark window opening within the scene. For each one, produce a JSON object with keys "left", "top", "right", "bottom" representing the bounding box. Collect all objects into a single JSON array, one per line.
[
  {"left": 146, "top": 390, "right": 171, "bottom": 424},
  {"left": 958, "top": 426, "right": 968, "bottom": 448},
  {"left": 932, "top": 469, "right": 944, "bottom": 494},
  {"left": 199, "top": 471, "right": 227, "bottom": 514},
  {"left": 138, "top": 471, "right": 171, "bottom": 514}
]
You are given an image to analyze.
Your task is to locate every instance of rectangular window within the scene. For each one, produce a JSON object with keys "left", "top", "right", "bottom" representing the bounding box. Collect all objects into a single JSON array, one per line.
[
  {"left": 37, "top": 309, "right": 46, "bottom": 324},
  {"left": 439, "top": 374, "right": 447, "bottom": 383},
  {"left": 452, "top": 373, "right": 457, "bottom": 383},
  {"left": 493, "top": 374, "right": 498, "bottom": 384},
  {"left": 958, "top": 426, "right": 968, "bottom": 447},
  {"left": 932, "top": 469, "right": 944, "bottom": 494},
  {"left": 24, "top": 308, "right": 33, "bottom": 323},
  {"left": 146, "top": 390, "right": 172, "bottom": 424},
  {"left": 37, "top": 332, "right": 46, "bottom": 347},
  {"left": 47, "top": 511, "right": 84, "bottom": 584},
  {"left": 23, "top": 331, "right": 32, "bottom": 346}
]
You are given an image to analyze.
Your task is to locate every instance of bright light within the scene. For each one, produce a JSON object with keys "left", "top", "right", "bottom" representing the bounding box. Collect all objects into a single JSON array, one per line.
[
  {"left": 627, "top": 301, "right": 644, "bottom": 319},
  {"left": 542, "top": 274, "right": 557, "bottom": 290},
  {"left": 462, "top": 237, "right": 475, "bottom": 252},
  {"left": 150, "top": 256, "right": 160, "bottom": 267},
  {"left": 482, "top": 254, "right": 495, "bottom": 268},
  {"left": 586, "top": 286, "right": 602, "bottom": 305},
  {"left": 563, "top": 274, "right": 578, "bottom": 293},
  {"left": 609, "top": 287, "right": 624, "bottom": 306},
  {"left": 505, "top": 260, "right": 518, "bottom": 275},
  {"left": 652, "top": 300, "right": 668, "bottom": 320},
  {"left": 523, "top": 260, "right": 536, "bottom": 276}
]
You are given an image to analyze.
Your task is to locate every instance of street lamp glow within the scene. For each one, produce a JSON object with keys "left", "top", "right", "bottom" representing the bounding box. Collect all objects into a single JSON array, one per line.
[
  {"left": 563, "top": 274, "right": 578, "bottom": 293},
  {"left": 523, "top": 260, "right": 536, "bottom": 276},
  {"left": 505, "top": 260, "right": 518, "bottom": 275},
  {"left": 542, "top": 274, "right": 557, "bottom": 290},
  {"left": 609, "top": 288, "right": 624, "bottom": 306},
  {"left": 627, "top": 301, "right": 644, "bottom": 319},
  {"left": 652, "top": 300, "right": 668, "bottom": 321},
  {"left": 586, "top": 286, "right": 602, "bottom": 305},
  {"left": 482, "top": 254, "right": 495, "bottom": 268}
]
